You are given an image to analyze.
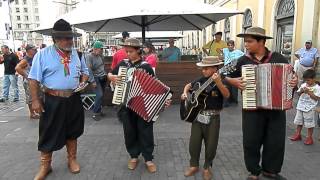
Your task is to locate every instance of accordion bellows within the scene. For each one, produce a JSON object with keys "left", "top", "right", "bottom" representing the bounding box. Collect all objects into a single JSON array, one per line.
[
  {"left": 241, "top": 63, "right": 294, "bottom": 110},
  {"left": 126, "top": 70, "right": 171, "bottom": 121},
  {"left": 112, "top": 66, "right": 171, "bottom": 122}
]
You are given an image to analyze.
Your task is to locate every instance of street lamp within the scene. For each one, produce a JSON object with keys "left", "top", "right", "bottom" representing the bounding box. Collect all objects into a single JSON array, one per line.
[{"left": 52, "top": 0, "right": 79, "bottom": 14}]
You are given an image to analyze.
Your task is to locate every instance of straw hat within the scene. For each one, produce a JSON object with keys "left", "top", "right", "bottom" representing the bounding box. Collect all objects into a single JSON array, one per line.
[
  {"left": 237, "top": 27, "right": 273, "bottom": 39},
  {"left": 196, "top": 56, "right": 224, "bottom": 67}
]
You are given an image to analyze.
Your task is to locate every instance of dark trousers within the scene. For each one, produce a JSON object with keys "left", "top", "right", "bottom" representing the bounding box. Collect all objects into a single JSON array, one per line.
[
  {"left": 38, "top": 93, "right": 84, "bottom": 152},
  {"left": 118, "top": 106, "right": 154, "bottom": 161},
  {"left": 93, "top": 76, "right": 107, "bottom": 113},
  {"left": 242, "top": 110, "right": 286, "bottom": 176},
  {"left": 189, "top": 115, "right": 220, "bottom": 168}
]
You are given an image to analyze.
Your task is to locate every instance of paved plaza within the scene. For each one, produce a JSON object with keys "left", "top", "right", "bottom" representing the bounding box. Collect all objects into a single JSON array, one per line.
[{"left": 0, "top": 77, "right": 319, "bottom": 180}]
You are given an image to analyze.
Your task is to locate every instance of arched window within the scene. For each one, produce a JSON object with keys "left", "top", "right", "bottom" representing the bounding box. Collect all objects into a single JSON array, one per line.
[
  {"left": 224, "top": 18, "right": 230, "bottom": 41},
  {"left": 242, "top": 9, "right": 252, "bottom": 31},
  {"left": 275, "top": 0, "right": 295, "bottom": 60},
  {"left": 241, "top": 9, "right": 252, "bottom": 51}
]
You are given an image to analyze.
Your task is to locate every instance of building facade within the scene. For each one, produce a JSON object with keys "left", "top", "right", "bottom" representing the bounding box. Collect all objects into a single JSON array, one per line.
[
  {"left": 181, "top": 0, "right": 320, "bottom": 61},
  {"left": 9, "top": 0, "right": 42, "bottom": 46}
]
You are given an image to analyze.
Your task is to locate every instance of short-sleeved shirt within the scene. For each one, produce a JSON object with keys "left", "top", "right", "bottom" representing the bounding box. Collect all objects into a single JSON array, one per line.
[
  {"left": 162, "top": 47, "right": 181, "bottom": 62},
  {"left": 111, "top": 59, "right": 154, "bottom": 77},
  {"left": 145, "top": 54, "right": 158, "bottom": 68},
  {"left": 296, "top": 83, "right": 320, "bottom": 112},
  {"left": 28, "top": 45, "right": 89, "bottom": 90},
  {"left": 222, "top": 48, "right": 245, "bottom": 65},
  {"left": 2, "top": 53, "right": 19, "bottom": 75},
  {"left": 85, "top": 53, "right": 106, "bottom": 77},
  {"left": 111, "top": 48, "right": 127, "bottom": 70},
  {"left": 191, "top": 77, "right": 223, "bottom": 110},
  {"left": 203, "top": 40, "right": 228, "bottom": 56},
  {"left": 295, "top": 48, "right": 320, "bottom": 67},
  {"left": 230, "top": 48, "right": 289, "bottom": 78}
]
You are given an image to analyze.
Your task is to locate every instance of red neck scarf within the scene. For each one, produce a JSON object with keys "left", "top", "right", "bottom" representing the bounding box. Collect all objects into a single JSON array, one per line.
[{"left": 56, "top": 47, "right": 71, "bottom": 76}]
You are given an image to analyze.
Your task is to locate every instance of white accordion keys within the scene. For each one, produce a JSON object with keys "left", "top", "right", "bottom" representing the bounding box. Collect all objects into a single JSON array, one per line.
[
  {"left": 112, "top": 66, "right": 128, "bottom": 105},
  {"left": 242, "top": 65, "right": 257, "bottom": 109}
]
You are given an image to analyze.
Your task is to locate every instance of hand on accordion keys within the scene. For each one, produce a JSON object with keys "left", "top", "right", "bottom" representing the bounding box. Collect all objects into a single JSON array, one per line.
[{"left": 227, "top": 77, "right": 247, "bottom": 90}]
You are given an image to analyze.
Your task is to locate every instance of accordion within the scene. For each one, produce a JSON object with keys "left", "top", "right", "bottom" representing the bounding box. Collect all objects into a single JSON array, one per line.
[
  {"left": 241, "top": 63, "right": 293, "bottom": 110},
  {"left": 112, "top": 66, "right": 171, "bottom": 122}
]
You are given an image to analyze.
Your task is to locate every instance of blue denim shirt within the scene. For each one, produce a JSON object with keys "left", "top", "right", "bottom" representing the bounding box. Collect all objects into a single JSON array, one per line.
[{"left": 28, "top": 45, "right": 89, "bottom": 90}]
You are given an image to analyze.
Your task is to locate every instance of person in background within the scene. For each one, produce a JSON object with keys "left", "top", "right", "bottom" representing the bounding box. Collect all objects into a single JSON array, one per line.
[
  {"left": 16, "top": 47, "right": 24, "bottom": 60},
  {"left": 202, "top": 32, "right": 227, "bottom": 57},
  {"left": 111, "top": 31, "right": 130, "bottom": 69},
  {"left": 222, "top": 40, "right": 244, "bottom": 107},
  {"left": 40, "top": 44, "right": 47, "bottom": 49},
  {"left": 161, "top": 38, "right": 181, "bottom": 62},
  {"left": 0, "top": 45, "right": 20, "bottom": 102},
  {"left": 15, "top": 44, "right": 39, "bottom": 119},
  {"left": 295, "top": 40, "right": 320, "bottom": 87},
  {"left": 143, "top": 42, "right": 158, "bottom": 72},
  {"left": 85, "top": 41, "right": 107, "bottom": 121}
]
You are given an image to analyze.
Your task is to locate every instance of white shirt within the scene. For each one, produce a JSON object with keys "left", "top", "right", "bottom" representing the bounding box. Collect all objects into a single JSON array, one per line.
[{"left": 296, "top": 83, "right": 320, "bottom": 112}]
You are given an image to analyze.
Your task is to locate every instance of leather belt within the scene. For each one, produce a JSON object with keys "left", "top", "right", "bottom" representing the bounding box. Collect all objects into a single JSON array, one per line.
[
  {"left": 45, "top": 88, "right": 74, "bottom": 98},
  {"left": 200, "top": 109, "right": 221, "bottom": 116}
]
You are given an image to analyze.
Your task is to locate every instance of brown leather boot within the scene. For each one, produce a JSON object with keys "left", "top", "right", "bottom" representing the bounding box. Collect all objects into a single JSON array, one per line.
[
  {"left": 34, "top": 152, "right": 52, "bottom": 180},
  {"left": 66, "top": 139, "right": 80, "bottom": 174}
]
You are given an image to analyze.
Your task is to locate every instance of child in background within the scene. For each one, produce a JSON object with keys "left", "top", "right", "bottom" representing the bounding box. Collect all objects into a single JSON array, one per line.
[{"left": 290, "top": 69, "right": 320, "bottom": 145}]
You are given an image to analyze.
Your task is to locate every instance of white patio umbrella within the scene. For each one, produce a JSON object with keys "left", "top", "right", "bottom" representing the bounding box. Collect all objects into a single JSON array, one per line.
[
  {"left": 34, "top": 0, "right": 242, "bottom": 42},
  {"left": 112, "top": 31, "right": 183, "bottom": 40}
]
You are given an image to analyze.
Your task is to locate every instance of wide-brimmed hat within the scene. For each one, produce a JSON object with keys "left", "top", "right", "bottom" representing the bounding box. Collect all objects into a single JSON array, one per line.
[
  {"left": 237, "top": 27, "right": 273, "bottom": 39},
  {"left": 120, "top": 38, "right": 142, "bottom": 47},
  {"left": 51, "top": 19, "right": 79, "bottom": 38},
  {"left": 196, "top": 56, "right": 224, "bottom": 67}
]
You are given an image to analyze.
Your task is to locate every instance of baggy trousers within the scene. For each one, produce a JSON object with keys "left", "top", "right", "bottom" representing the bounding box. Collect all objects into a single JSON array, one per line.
[
  {"left": 189, "top": 115, "right": 220, "bottom": 169},
  {"left": 242, "top": 109, "right": 286, "bottom": 176},
  {"left": 38, "top": 93, "right": 84, "bottom": 152},
  {"left": 118, "top": 106, "right": 154, "bottom": 161}
]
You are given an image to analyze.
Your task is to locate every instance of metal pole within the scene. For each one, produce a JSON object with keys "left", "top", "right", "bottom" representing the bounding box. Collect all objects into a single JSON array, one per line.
[
  {"left": 7, "top": 0, "right": 15, "bottom": 51},
  {"left": 141, "top": 16, "right": 146, "bottom": 44}
]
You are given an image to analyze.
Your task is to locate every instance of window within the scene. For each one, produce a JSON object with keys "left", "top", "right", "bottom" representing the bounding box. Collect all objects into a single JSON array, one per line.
[
  {"left": 37, "top": 24, "right": 40, "bottom": 27},
  {"left": 24, "top": 8, "right": 28, "bottom": 13},
  {"left": 0, "top": 2, "right": 2, "bottom": 7},
  {"left": 17, "top": 16, "right": 21, "bottom": 21},
  {"left": 35, "top": 16, "right": 39, "bottom": 21},
  {"left": 203, "top": 28, "right": 206, "bottom": 45},
  {"left": 16, "top": 8, "right": 20, "bottom": 13},
  {"left": 25, "top": 24, "right": 30, "bottom": 29},
  {"left": 15, "top": 0, "right": 19, "bottom": 5},
  {"left": 23, "top": 0, "right": 27, "bottom": 5},
  {"left": 33, "top": 0, "right": 38, "bottom": 5},
  {"left": 275, "top": 0, "right": 295, "bottom": 60},
  {"left": 17, "top": 24, "right": 21, "bottom": 29},
  {"left": 24, "top": 16, "right": 28, "bottom": 21},
  {"left": 224, "top": 18, "right": 231, "bottom": 41},
  {"left": 241, "top": 9, "right": 253, "bottom": 51},
  {"left": 34, "top": 8, "right": 38, "bottom": 13}
]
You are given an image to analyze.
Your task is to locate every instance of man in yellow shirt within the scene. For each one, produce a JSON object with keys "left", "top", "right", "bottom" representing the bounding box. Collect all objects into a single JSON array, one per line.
[{"left": 202, "top": 32, "right": 228, "bottom": 56}]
